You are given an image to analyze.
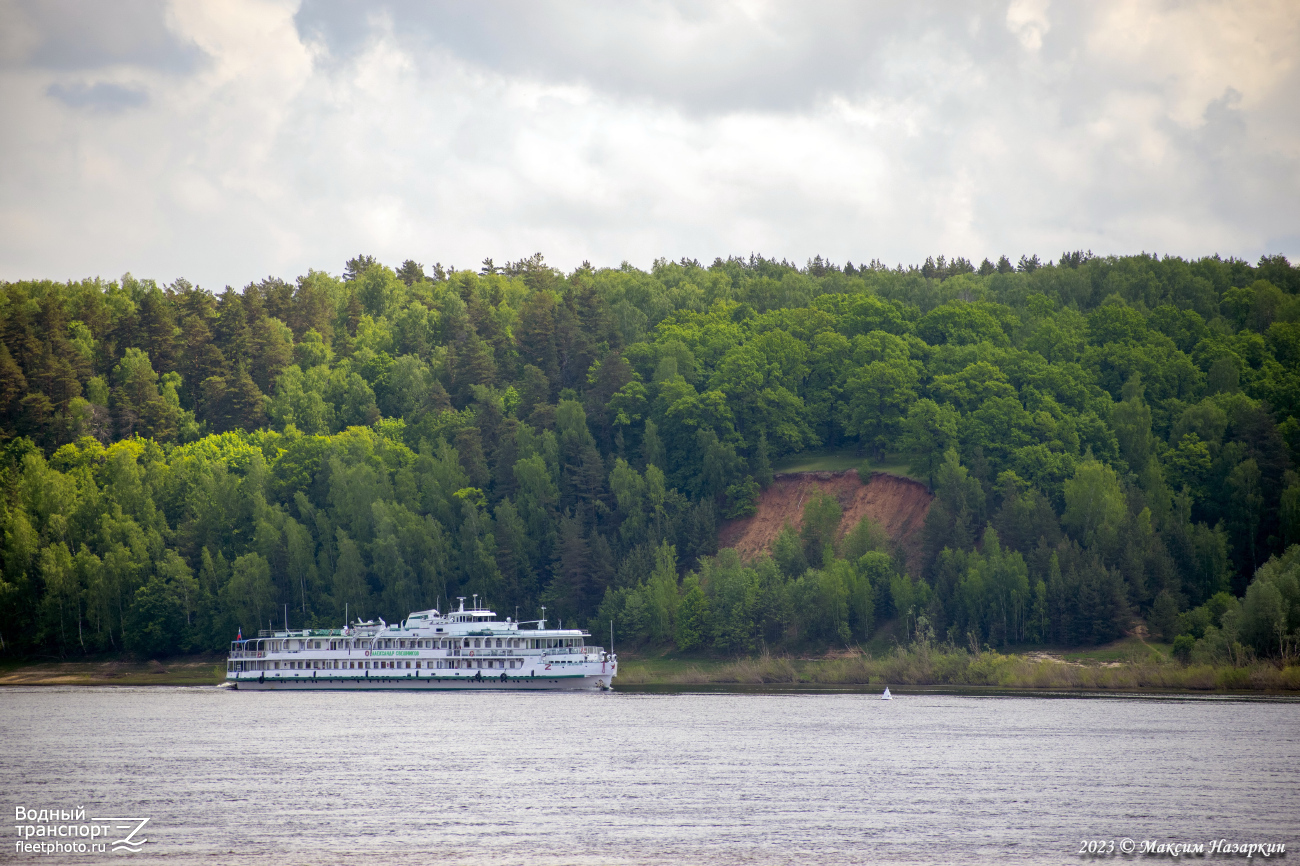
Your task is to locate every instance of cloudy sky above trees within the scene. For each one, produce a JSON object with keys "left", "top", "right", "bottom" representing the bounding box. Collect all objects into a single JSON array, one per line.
[{"left": 1, "top": 0, "right": 1297, "bottom": 289}]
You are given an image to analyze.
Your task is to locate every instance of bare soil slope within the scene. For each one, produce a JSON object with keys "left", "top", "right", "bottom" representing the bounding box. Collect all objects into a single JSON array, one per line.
[{"left": 717, "top": 471, "right": 933, "bottom": 571}]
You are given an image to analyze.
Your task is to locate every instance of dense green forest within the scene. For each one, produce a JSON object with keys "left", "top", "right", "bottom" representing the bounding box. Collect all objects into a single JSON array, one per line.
[{"left": 1, "top": 251, "right": 1298, "bottom": 662}]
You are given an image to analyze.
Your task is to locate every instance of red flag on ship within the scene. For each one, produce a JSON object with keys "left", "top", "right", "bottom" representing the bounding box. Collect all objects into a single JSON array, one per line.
[{"left": 236, "top": 627, "right": 242, "bottom": 641}]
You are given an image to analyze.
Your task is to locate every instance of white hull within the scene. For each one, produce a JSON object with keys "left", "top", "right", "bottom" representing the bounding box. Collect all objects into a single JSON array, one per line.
[{"left": 229, "top": 671, "right": 612, "bottom": 691}]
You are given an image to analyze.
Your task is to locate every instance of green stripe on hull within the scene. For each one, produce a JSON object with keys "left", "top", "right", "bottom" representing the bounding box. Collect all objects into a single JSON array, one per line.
[{"left": 228, "top": 673, "right": 604, "bottom": 690}]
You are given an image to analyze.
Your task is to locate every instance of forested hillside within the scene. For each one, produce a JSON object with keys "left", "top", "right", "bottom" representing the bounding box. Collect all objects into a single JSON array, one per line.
[{"left": 2, "top": 251, "right": 1299, "bottom": 661}]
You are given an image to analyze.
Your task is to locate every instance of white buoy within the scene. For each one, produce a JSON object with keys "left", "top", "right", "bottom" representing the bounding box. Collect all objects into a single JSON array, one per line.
[{"left": 882, "top": 686, "right": 892, "bottom": 700}]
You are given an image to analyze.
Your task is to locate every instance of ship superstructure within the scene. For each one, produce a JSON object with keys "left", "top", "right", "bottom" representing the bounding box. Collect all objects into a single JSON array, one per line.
[{"left": 226, "top": 598, "right": 616, "bottom": 691}]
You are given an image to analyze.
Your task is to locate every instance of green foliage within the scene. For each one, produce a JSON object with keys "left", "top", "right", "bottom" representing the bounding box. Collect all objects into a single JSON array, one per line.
[
  {"left": 799, "top": 491, "right": 842, "bottom": 567},
  {"left": 1, "top": 252, "right": 1298, "bottom": 658},
  {"left": 675, "top": 575, "right": 711, "bottom": 651},
  {"left": 1238, "top": 546, "right": 1300, "bottom": 658}
]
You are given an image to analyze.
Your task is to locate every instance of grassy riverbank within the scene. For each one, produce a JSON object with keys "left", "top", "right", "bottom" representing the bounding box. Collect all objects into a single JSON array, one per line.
[
  {"left": 3, "top": 645, "right": 1297, "bottom": 692},
  {"left": 0, "top": 655, "right": 226, "bottom": 686},
  {"left": 616, "top": 646, "right": 1300, "bottom": 693}
]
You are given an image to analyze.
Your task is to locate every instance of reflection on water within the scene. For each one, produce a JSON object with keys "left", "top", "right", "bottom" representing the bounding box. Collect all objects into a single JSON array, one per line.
[{"left": 2, "top": 687, "right": 1297, "bottom": 864}]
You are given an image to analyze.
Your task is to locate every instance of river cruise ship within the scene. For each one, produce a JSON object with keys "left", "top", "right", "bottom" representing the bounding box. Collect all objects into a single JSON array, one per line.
[{"left": 226, "top": 599, "right": 616, "bottom": 691}]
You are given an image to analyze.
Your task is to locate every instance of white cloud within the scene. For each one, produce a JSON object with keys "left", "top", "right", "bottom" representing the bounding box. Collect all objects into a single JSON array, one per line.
[
  {"left": 0, "top": 0, "right": 1296, "bottom": 288},
  {"left": 1006, "top": 0, "right": 1050, "bottom": 52}
]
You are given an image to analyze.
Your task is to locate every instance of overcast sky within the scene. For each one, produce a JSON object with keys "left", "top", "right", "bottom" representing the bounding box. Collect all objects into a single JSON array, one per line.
[{"left": 1, "top": 0, "right": 1297, "bottom": 290}]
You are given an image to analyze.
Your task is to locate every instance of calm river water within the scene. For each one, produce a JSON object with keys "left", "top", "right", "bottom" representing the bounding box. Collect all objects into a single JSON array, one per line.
[{"left": 2, "top": 687, "right": 1297, "bottom": 864}]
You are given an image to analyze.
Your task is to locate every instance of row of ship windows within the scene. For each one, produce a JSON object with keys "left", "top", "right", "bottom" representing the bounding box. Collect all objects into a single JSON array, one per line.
[
  {"left": 287, "top": 638, "right": 583, "bottom": 651},
  {"left": 231, "top": 659, "right": 524, "bottom": 671}
]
